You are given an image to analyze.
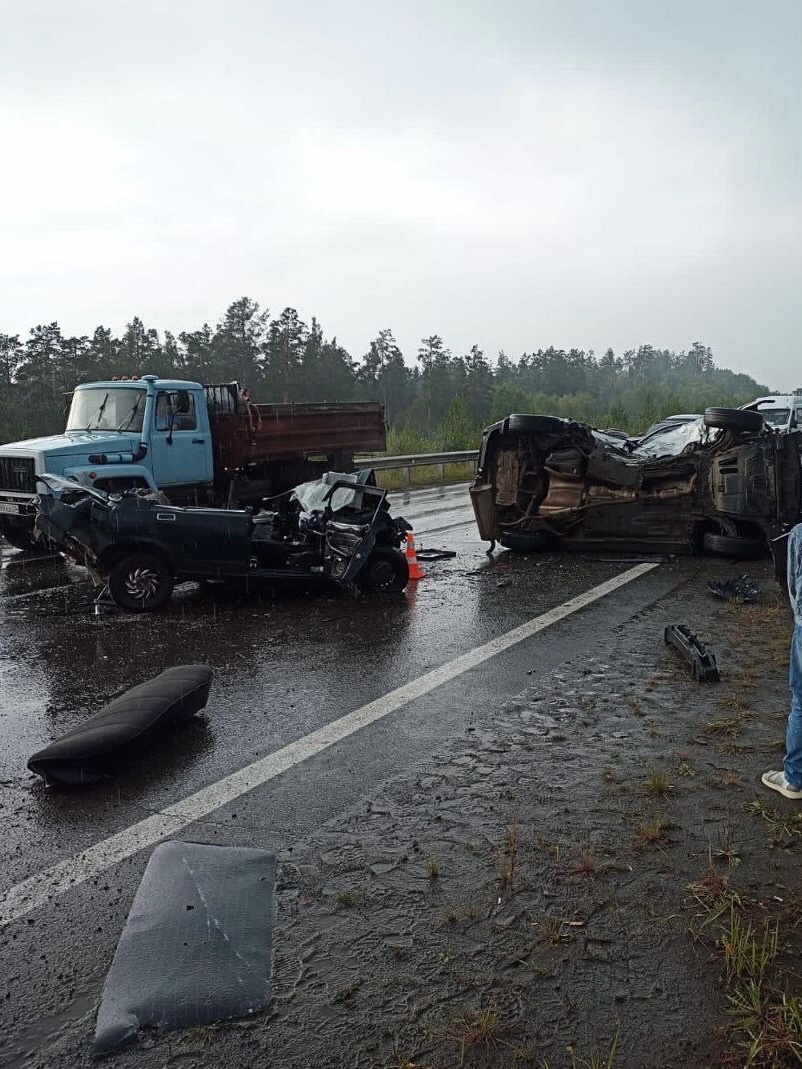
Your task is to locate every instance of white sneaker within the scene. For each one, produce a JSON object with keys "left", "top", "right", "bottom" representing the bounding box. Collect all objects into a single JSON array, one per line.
[{"left": 761, "top": 770, "right": 802, "bottom": 800}]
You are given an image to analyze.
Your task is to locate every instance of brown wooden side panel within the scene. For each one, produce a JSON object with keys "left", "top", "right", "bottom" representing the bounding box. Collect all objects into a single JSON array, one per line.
[{"left": 210, "top": 402, "right": 386, "bottom": 472}]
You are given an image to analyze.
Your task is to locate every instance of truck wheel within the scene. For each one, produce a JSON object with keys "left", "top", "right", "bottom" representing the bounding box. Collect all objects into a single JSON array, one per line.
[
  {"left": 702, "top": 531, "right": 765, "bottom": 560},
  {"left": 0, "top": 517, "right": 39, "bottom": 552},
  {"left": 108, "top": 552, "right": 174, "bottom": 612},
  {"left": 703, "top": 408, "right": 763, "bottom": 433},
  {"left": 356, "top": 547, "right": 409, "bottom": 593}
]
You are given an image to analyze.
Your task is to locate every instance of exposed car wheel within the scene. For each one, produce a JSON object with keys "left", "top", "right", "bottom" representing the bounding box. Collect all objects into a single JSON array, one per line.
[
  {"left": 505, "top": 414, "right": 568, "bottom": 435},
  {"left": 108, "top": 552, "right": 174, "bottom": 612},
  {"left": 702, "top": 531, "right": 765, "bottom": 560},
  {"left": 0, "top": 517, "right": 39, "bottom": 552},
  {"left": 704, "top": 408, "right": 764, "bottom": 433},
  {"left": 356, "top": 547, "right": 409, "bottom": 593},
  {"left": 499, "top": 530, "right": 553, "bottom": 553}
]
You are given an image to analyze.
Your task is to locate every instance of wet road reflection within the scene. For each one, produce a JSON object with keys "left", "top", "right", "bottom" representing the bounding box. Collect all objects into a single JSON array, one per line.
[{"left": 0, "top": 490, "right": 629, "bottom": 891}]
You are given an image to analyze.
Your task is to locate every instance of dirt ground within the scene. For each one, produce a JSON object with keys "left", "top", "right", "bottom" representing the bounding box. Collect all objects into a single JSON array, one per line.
[{"left": 29, "top": 558, "right": 802, "bottom": 1069}]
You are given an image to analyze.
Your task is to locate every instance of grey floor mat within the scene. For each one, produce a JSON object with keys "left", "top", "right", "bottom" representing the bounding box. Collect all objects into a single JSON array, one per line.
[{"left": 94, "top": 840, "right": 276, "bottom": 1052}]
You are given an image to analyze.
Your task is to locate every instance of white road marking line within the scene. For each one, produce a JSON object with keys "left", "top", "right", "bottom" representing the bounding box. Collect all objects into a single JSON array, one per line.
[{"left": 0, "top": 562, "right": 659, "bottom": 928}]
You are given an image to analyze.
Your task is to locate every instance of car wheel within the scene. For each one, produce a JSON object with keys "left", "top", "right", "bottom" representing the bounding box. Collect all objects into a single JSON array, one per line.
[
  {"left": 356, "top": 547, "right": 409, "bottom": 593},
  {"left": 702, "top": 531, "right": 765, "bottom": 560},
  {"left": 704, "top": 408, "right": 764, "bottom": 433},
  {"left": 108, "top": 552, "right": 174, "bottom": 612},
  {"left": 505, "top": 414, "right": 568, "bottom": 435},
  {"left": 499, "top": 530, "right": 553, "bottom": 553},
  {"left": 0, "top": 517, "right": 40, "bottom": 552}
]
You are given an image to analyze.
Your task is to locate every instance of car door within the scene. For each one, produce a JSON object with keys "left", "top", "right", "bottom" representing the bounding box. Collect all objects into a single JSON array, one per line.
[{"left": 148, "top": 390, "right": 213, "bottom": 491}]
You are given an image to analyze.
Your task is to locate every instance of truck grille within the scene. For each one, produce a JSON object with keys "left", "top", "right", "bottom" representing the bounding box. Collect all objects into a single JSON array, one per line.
[{"left": 0, "top": 456, "right": 37, "bottom": 494}]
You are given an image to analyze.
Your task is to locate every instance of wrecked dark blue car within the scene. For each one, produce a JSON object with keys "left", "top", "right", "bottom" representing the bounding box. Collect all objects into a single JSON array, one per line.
[{"left": 35, "top": 471, "right": 411, "bottom": 612}]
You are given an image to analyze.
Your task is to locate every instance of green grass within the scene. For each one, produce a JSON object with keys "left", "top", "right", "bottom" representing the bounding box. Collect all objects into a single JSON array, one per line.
[{"left": 373, "top": 460, "right": 477, "bottom": 490}]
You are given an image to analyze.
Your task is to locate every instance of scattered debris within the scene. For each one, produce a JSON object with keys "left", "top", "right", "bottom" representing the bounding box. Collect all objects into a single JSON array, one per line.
[
  {"left": 94, "top": 841, "right": 276, "bottom": 1052},
  {"left": 27, "top": 664, "right": 214, "bottom": 785},
  {"left": 415, "top": 548, "right": 457, "bottom": 561},
  {"left": 707, "top": 574, "right": 762, "bottom": 603},
  {"left": 664, "top": 625, "right": 720, "bottom": 682}
]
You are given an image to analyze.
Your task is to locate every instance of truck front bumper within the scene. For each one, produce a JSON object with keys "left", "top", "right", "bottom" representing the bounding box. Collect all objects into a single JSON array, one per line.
[{"left": 0, "top": 493, "right": 37, "bottom": 517}]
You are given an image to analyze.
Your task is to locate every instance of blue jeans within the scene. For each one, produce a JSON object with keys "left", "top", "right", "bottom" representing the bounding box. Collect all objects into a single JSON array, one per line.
[{"left": 784, "top": 625, "right": 802, "bottom": 788}]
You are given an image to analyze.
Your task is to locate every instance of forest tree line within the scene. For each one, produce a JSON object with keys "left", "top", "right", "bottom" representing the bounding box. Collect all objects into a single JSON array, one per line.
[{"left": 0, "top": 296, "right": 770, "bottom": 452}]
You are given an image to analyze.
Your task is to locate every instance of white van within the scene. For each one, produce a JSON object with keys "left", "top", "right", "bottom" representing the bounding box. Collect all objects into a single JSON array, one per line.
[{"left": 742, "top": 392, "right": 802, "bottom": 431}]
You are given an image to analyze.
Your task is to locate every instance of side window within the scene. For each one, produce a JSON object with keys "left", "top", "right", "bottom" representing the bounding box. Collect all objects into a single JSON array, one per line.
[
  {"left": 155, "top": 392, "right": 171, "bottom": 431},
  {"left": 154, "top": 391, "right": 197, "bottom": 432},
  {"left": 172, "top": 391, "right": 197, "bottom": 431},
  {"left": 795, "top": 408, "right": 802, "bottom": 428}
]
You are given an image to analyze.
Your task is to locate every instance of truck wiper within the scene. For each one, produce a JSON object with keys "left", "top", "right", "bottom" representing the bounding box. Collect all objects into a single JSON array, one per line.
[
  {"left": 85, "top": 392, "right": 109, "bottom": 430},
  {"left": 116, "top": 394, "right": 143, "bottom": 432}
]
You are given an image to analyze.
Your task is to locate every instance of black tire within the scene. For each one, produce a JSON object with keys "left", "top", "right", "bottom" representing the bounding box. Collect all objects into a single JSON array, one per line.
[
  {"left": 702, "top": 531, "right": 765, "bottom": 560},
  {"left": 499, "top": 530, "right": 553, "bottom": 553},
  {"left": 0, "top": 517, "right": 39, "bottom": 551},
  {"left": 704, "top": 407, "right": 763, "bottom": 433},
  {"left": 356, "top": 547, "right": 409, "bottom": 593},
  {"left": 505, "top": 414, "right": 568, "bottom": 435},
  {"left": 108, "top": 552, "right": 174, "bottom": 612}
]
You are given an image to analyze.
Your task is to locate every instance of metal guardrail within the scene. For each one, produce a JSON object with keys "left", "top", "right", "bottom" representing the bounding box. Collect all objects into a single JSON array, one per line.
[{"left": 355, "top": 449, "right": 479, "bottom": 484}]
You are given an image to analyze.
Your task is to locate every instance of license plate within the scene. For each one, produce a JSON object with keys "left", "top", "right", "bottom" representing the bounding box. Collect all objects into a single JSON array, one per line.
[{"left": 0, "top": 502, "right": 21, "bottom": 515}]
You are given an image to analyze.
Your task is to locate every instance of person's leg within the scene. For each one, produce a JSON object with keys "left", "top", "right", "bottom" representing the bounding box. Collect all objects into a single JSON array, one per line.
[
  {"left": 783, "top": 625, "right": 802, "bottom": 788},
  {"left": 763, "top": 625, "right": 802, "bottom": 798}
]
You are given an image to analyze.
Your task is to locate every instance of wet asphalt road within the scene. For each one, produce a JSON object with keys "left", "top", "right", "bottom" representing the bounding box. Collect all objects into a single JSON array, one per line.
[{"left": 0, "top": 481, "right": 683, "bottom": 1064}]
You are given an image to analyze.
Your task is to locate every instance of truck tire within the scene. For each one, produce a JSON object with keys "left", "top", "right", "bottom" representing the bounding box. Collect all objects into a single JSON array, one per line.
[
  {"left": 702, "top": 531, "right": 765, "bottom": 560},
  {"left": 356, "top": 547, "right": 409, "bottom": 593},
  {"left": 505, "top": 414, "right": 567, "bottom": 435},
  {"left": 703, "top": 408, "right": 763, "bottom": 433},
  {"left": 0, "top": 516, "right": 39, "bottom": 552},
  {"left": 108, "top": 552, "right": 174, "bottom": 612}
]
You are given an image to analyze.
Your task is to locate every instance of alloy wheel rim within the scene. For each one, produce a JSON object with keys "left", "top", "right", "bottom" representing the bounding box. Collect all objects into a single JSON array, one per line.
[{"left": 124, "top": 566, "right": 160, "bottom": 601}]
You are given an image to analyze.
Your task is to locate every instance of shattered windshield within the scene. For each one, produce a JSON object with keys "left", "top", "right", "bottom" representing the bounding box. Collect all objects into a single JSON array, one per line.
[
  {"left": 631, "top": 417, "right": 712, "bottom": 458},
  {"left": 66, "top": 388, "right": 146, "bottom": 432},
  {"left": 292, "top": 470, "right": 374, "bottom": 514}
]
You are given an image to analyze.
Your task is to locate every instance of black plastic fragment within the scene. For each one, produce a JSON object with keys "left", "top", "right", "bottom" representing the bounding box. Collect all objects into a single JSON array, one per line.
[
  {"left": 664, "top": 625, "right": 720, "bottom": 682},
  {"left": 27, "top": 664, "right": 214, "bottom": 785},
  {"left": 415, "top": 548, "right": 458, "bottom": 561},
  {"left": 707, "top": 574, "right": 762, "bottom": 603},
  {"left": 94, "top": 840, "right": 275, "bottom": 1052}
]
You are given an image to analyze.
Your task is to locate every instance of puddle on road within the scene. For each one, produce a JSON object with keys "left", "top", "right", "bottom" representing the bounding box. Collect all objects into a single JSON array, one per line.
[{"left": 0, "top": 528, "right": 631, "bottom": 894}]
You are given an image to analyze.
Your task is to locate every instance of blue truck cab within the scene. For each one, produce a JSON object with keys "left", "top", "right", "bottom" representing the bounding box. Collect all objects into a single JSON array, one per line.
[
  {"left": 2, "top": 376, "right": 210, "bottom": 492},
  {"left": 0, "top": 377, "right": 213, "bottom": 546}
]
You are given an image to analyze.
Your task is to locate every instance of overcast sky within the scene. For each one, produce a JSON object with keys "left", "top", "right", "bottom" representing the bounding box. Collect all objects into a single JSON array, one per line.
[{"left": 1, "top": 1, "right": 801, "bottom": 387}]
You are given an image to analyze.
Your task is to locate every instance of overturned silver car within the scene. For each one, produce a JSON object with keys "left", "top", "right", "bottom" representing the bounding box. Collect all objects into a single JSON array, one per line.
[{"left": 470, "top": 408, "right": 801, "bottom": 558}]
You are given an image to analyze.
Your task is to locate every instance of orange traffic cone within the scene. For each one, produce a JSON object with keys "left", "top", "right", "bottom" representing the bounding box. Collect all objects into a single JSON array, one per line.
[{"left": 404, "top": 531, "right": 427, "bottom": 581}]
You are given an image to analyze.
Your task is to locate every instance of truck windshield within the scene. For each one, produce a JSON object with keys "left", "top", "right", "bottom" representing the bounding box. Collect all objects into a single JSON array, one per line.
[
  {"left": 759, "top": 407, "right": 791, "bottom": 428},
  {"left": 66, "top": 388, "right": 147, "bottom": 433}
]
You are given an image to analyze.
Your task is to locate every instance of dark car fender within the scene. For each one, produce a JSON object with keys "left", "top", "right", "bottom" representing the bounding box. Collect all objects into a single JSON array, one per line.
[{"left": 95, "top": 537, "right": 178, "bottom": 578}]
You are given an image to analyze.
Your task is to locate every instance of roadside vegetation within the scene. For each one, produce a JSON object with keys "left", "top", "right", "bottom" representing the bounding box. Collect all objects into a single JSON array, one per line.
[{"left": 0, "top": 297, "right": 768, "bottom": 450}]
